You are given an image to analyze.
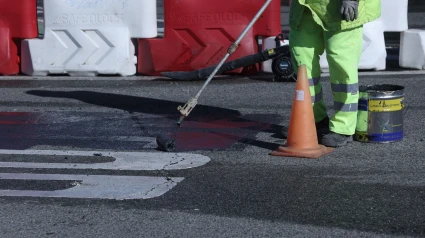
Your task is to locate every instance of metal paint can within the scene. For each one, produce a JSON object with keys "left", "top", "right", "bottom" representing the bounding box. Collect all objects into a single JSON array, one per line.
[{"left": 355, "top": 84, "right": 405, "bottom": 143}]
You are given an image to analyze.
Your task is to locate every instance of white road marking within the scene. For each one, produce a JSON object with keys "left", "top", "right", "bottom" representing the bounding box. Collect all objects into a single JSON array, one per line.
[
  {"left": 0, "top": 149, "right": 209, "bottom": 200},
  {"left": 142, "top": 140, "right": 161, "bottom": 149},
  {"left": 0, "top": 149, "right": 210, "bottom": 170},
  {"left": 12, "top": 135, "right": 159, "bottom": 148},
  {"left": 0, "top": 173, "right": 183, "bottom": 200}
]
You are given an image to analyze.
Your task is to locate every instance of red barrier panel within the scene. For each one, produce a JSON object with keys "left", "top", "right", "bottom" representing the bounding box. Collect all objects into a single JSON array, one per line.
[
  {"left": 0, "top": 0, "right": 38, "bottom": 75},
  {"left": 138, "top": 0, "right": 281, "bottom": 76}
]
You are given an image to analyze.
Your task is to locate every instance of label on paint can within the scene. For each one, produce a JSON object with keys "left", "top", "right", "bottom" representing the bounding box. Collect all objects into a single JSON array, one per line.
[
  {"left": 355, "top": 84, "right": 405, "bottom": 143},
  {"left": 368, "top": 98, "right": 404, "bottom": 112},
  {"left": 296, "top": 90, "right": 304, "bottom": 101}
]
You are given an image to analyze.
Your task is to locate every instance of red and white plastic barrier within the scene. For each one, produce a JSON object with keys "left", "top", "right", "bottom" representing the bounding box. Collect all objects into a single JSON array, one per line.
[
  {"left": 138, "top": 0, "right": 282, "bottom": 76},
  {"left": 0, "top": 0, "right": 38, "bottom": 76},
  {"left": 0, "top": 0, "right": 419, "bottom": 77}
]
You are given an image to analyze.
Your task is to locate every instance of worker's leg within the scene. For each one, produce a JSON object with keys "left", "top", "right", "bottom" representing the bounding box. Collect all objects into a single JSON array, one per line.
[
  {"left": 289, "top": 9, "right": 327, "bottom": 123},
  {"left": 324, "top": 26, "right": 363, "bottom": 136}
]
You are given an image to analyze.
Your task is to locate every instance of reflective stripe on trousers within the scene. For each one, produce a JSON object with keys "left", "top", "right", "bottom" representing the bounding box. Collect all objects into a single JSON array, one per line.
[{"left": 289, "top": 9, "right": 363, "bottom": 134}]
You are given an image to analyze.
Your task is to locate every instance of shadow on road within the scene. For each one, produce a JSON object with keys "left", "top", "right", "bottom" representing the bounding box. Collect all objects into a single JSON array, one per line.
[
  {"left": 27, "top": 90, "right": 239, "bottom": 117},
  {"left": 26, "top": 90, "right": 286, "bottom": 151}
]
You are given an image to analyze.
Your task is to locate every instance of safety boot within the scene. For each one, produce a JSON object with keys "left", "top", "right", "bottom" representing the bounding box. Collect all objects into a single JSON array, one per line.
[
  {"left": 320, "top": 131, "right": 353, "bottom": 147},
  {"left": 281, "top": 117, "right": 330, "bottom": 138}
]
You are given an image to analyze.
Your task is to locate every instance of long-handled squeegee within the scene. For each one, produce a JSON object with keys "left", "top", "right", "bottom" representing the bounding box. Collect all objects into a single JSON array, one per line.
[
  {"left": 156, "top": 0, "right": 274, "bottom": 152},
  {"left": 176, "top": 0, "right": 274, "bottom": 126}
]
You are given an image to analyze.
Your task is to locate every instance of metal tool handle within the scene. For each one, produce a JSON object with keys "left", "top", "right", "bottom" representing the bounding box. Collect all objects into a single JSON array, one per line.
[
  {"left": 177, "top": 0, "right": 274, "bottom": 124},
  {"left": 194, "top": 0, "right": 274, "bottom": 99}
]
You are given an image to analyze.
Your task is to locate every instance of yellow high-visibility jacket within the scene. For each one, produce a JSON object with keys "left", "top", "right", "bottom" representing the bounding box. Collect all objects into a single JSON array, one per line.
[{"left": 289, "top": 0, "right": 381, "bottom": 32}]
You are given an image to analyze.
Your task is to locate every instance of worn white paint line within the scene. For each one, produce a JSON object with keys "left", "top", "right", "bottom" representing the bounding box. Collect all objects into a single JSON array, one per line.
[
  {"left": 18, "top": 135, "right": 158, "bottom": 143},
  {"left": 0, "top": 173, "right": 184, "bottom": 200},
  {"left": 0, "top": 150, "right": 210, "bottom": 171},
  {"left": 142, "top": 140, "right": 161, "bottom": 149}
]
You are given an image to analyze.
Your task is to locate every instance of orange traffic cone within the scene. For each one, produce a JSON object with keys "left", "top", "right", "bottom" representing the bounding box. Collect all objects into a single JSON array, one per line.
[{"left": 270, "top": 65, "right": 334, "bottom": 158}]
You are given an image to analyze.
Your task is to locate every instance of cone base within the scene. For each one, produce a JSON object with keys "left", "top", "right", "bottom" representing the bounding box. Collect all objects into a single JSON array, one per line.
[{"left": 270, "top": 144, "right": 335, "bottom": 159}]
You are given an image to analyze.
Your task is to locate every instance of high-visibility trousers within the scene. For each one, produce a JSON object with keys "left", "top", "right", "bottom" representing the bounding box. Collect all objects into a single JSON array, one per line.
[{"left": 289, "top": 9, "right": 363, "bottom": 135}]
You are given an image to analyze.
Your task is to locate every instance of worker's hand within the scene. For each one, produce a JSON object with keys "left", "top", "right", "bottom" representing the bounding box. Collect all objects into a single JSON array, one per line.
[{"left": 340, "top": 0, "right": 359, "bottom": 22}]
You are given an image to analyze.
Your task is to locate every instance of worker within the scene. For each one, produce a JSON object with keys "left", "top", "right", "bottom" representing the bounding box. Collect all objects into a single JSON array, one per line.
[{"left": 287, "top": 0, "right": 381, "bottom": 147}]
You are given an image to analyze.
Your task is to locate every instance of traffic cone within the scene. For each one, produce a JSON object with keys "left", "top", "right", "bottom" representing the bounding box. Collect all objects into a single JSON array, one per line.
[{"left": 270, "top": 65, "right": 334, "bottom": 158}]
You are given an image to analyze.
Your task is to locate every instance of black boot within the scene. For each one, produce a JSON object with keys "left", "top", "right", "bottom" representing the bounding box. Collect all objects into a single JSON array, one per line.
[
  {"left": 281, "top": 117, "right": 330, "bottom": 138},
  {"left": 320, "top": 131, "right": 353, "bottom": 147}
]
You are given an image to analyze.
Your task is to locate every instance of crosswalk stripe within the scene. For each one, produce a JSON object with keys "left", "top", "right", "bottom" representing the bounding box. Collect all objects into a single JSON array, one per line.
[
  {"left": 0, "top": 173, "right": 184, "bottom": 200},
  {"left": 0, "top": 149, "right": 211, "bottom": 171}
]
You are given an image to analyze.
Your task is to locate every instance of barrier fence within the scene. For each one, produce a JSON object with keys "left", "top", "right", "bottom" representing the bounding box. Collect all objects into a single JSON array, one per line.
[{"left": 0, "top": 0, "right": 422, "bottom": 77}]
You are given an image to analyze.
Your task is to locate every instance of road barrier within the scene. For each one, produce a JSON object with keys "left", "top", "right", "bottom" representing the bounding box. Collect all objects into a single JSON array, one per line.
[
  {"left": 0, "top": 0, "right": 38, "bottom": 76},
  {"left": 400, "top": 29, "right": 425, "bottom": 69},
  {"left": 137, "top": 0, "right": 281, "bottom": 76},
  {"left": 21, "top": 0, "right": 157, "bottom": 77},
  {"left": 0, "top": 0, "right": 420, "bottom": 77},
  {"left": 381, "top": 0, "right": 409, "bottom": 32}
]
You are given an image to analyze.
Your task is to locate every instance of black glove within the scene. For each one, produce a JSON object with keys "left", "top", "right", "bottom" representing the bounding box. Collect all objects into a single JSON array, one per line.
[{"left": 340, "top": 0, "right": 359, "bottom": 22}]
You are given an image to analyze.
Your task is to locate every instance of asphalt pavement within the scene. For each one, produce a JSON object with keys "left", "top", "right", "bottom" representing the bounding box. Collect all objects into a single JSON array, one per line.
[
  {"left": 4, "top": 1, "right": 425, "bottom": 237},
  {"left": 0, "top": 71, "right": 424, "bottom": 237}
]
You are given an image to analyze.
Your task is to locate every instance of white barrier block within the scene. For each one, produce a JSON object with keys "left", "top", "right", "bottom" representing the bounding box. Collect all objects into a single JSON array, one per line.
[
  {"left": 358, "top": 19, "right": 387, "bottom": 70},
  {"left": 43, "top": 0, "right": 157, "bottom": 38},
  {"left": 399, "top": 29, "right": 425, "bottom": 70},
  {"left": 20, "top": 0, "right": 157, "bottom": 76},
  {"left": 320, "top": 20, "right": 386, "bottom": 72},
  {"left": 380, "top": 0, "right": 408, "bottom": 32},
  {"left": 261, "top": 37, "right": 290, "bottom": 73},
  {"left": 21, "top": 27, "right": 137, "bottom": 76}
]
